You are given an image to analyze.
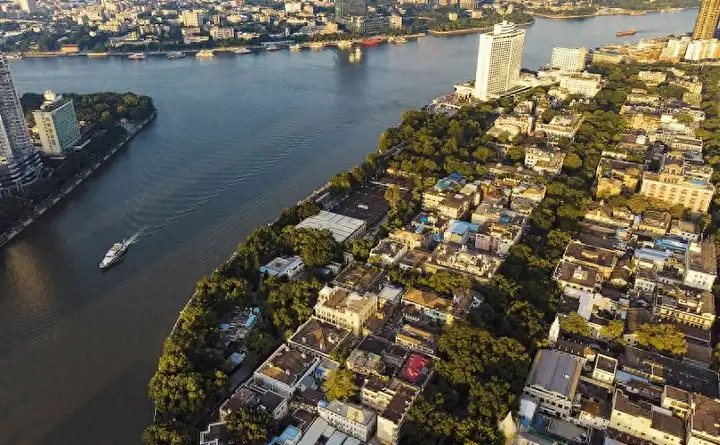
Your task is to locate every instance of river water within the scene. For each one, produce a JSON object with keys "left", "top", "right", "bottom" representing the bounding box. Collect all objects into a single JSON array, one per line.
[{"left": 0, "top": 10, "right": 697, "bottom": 445}]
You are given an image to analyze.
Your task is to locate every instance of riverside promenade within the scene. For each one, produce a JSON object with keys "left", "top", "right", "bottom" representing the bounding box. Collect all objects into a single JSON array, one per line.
[{"left": 0, "top": 112, "right": 157, "bottom": 249}]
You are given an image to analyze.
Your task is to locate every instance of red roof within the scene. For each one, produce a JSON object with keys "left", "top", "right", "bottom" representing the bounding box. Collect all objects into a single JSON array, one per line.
[{"left": 400, "top": 353, "right": 430, "bottom": 384}]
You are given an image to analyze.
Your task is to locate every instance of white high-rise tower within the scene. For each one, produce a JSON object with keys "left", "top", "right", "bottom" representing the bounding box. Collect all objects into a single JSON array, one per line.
[
  {"left": 473, "top": 21, "right": 526, "bottom": 101},
  {"left": 0, "top": 54, "right": 41, "bottom": 194}
]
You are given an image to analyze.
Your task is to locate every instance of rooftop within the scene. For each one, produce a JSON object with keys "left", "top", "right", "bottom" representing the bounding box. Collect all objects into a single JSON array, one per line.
[
  {"left": 318, "top": 399, "right": 375, "bottom": 426},
  {"left": 687, "top": 239, "right": 717, "bottom": 275},
  {"left": 260, "top": 255, "right": 303, "bottom": 276},
  {"left": 334, "top": 262, "right": 385, "bottom": 293},
  {"left": 257, "top": 346, "right": 317, "bottom": 386},
  {"left": 527, "top": 350, "right": 582, "bottom": 398},
  {"left": 622, "top": 346, "right": 720, "bottom": 398},
  {"left": 691, "top": 394, "right": 720, "bottom": 438},
  {"left": 399, "top": 353, "right": 431, "bottom": 385},
  {"left": 296, "top": 210, "right": 366, "bottom": 243},
  {"left": 555, "top": 261, "right": 602, "bottom": 288},
  {"left": 318, "top": 286, "right": 377, "bottom": 314},
  {"left": 221, "top": 384, "right": 286, "bottom": 416},
  {"left": 381, "top": 383, "right": 418, "bottom": 424},
  {"left": 564, "top": 241, "right": 618, "bottom": 269},
  {"left": 289, "top": 317, "right": 350, "bottom": 357}
]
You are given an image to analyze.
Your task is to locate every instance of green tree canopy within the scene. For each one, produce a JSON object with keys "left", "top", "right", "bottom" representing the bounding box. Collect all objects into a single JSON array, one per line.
[
  {"left": 323, "top": 368, "right": 359, "bottom": 401},
  {"left": 635, "top": 323, "right": 687, "bottom": 355},
  {"left": 384, "top": 184, "right": 402, "bottom": 207},
  {"left": 600, "top": 319, "right": 625, "bottom": 341},
  {"left": 141, "top": 421, "right": 195, "bottom": 445},
  {"left": 225, "top": 407, "right": 276, "bottom": 445},
  {"left": 560, "top": 312, "right": 590, "bottom": 337},
  {"left": 282, "top": 227, "right": 339, "bottom": 267}
]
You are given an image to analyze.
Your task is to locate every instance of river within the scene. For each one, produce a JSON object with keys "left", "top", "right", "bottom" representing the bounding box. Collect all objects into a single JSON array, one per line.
[{"left": 0, "top": 10, "right": 697, "bottom": 445}]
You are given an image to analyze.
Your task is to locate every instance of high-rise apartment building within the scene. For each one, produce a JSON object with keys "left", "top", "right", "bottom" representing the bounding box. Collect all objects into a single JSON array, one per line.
[
  {"left": 550, "top": 47, "right": 588, "bottom": 72},
  {"left": 0, "top": 55, "right": 41, "bottom": 194},
  {"left": 473, "top": 21, "right": 526, "bottom": 101},
  {"left": 693, "top": 0, "right": 720, "bottom": 39},
  {"left": 335, "top": 0, "right": 367, "bottom": 17},
  {"left": 32, "top": 90, "right": 81, "bottom": 157},
  {"left": 18, "top": 0, "right": 36, "bottom": 13}
]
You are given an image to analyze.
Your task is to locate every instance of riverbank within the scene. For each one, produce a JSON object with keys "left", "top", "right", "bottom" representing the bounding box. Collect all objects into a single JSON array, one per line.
[
  {"left": 0, "top": 112, "right": 156, "bottom": 249},
  {"left": 529, "top": 6, "right": 690, "bottom": 19},
  {"left": 429, "top": 19, "right": 534, "bottom": 35},
  {"left": 10, "top": 34, "right": 429, "bottom": 60}
]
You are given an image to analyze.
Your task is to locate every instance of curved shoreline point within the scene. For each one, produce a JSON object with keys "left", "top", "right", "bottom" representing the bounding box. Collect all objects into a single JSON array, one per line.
[
  {"left": 429, "top": 19, "right": 535, "bottom": 35},
  {"left": 0, "top": 112, "right": 157, "bottom": 249}
]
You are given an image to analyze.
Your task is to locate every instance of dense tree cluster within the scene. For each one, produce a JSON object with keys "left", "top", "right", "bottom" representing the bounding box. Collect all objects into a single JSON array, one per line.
[
  {"left": 635, "top": 323, "right": 688, "bottom": 355},
  {"left": 323, "top": 368, "right": 360, "bottom": 401},
  {"left": 424, "top": 8, "right": 533, "bottom": 32}
]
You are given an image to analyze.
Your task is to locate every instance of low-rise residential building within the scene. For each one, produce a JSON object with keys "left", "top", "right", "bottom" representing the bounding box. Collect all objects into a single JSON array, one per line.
[
  {"left": 595, "top": 158, "right": 644, "bottom": 193},
  {"left": 253, "top": 345, "right": 319, "bottom": 398},
  {"left": 522, "top": 349, "right": 583, "bottom": 419},
  {"left": 425, "top": 243, "right": 502, "bottom": 281},
  {"left": 639, "top": 153, "right": 715, "bottom": 214},
  {"left": 686, "top": 394, "right": 720, "bottom": 444},
  {"left": 401, "top": 287, "right": 468, "bottom": 325},
  {"left": 626, "top": 88, "right": 662, "bottom": 106},
  {"left": 288, "top": 316, "right": 351, "bottom": 358},
  {"left": 638, "top": 70, "right": 668, "bottom": 86},
  {"left": 638, "top": 210, "right": 672, "bottom": 236},
  {"left": 609, "top": 389, "right": 685, "bottom": 445},
  {"left": 535, "top": 113, "right": 584, "bottom": 141},
  {"left": 389, "top": 228, "right": 425, "bottom": 249},
  {"left": 259, "top": 256, "right": 305, "bottom": 278},
  {"left": 315, "top": 286, "right": 378, "bottom": 336},
  {"left": 559, "top": 71, "right": 602, "bottom": 98},
  {"left": 592, "top": 354, "right": 617, "bottom": 385},
  {"left": 221, "top": 384, "right": 289, "bottom": 421},
  {"left": 523, "top": 145, "right": 565, "bottom": 176},
  {"left": 210, "top": 26, "right": 234, "bottom": 40},
  {"left": 684, "top": 239, "right": 717, "bottom": 291},
  {"left": 394, "top": 324, "right": 437, "bottom": 355},
  {"left": 654, "top": 284, "right": 715, "bottom": 330},
  {"left": 554, "top": 260, "right": 604, "bottom": 297},
  {"left": 360, "top": 373, "right": 421, "bottom": 445},
  {"left": 317, "top": 399, "right": 377, "bottom": 442},
  {"left": 487, "top": 114, "right": 535, "bottom": 140},
  {"left": 369, "top": 239, "right": 408, "bottom": 266},
  {"left": 474, "top": 218, "right": 524, "bottom": 256},
  {"left": 562, "top": 241, "right": 619, "bottom": 278}
]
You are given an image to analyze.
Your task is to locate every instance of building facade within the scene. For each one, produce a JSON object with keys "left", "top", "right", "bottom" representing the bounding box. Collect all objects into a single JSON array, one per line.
[
  {"left": 0, "top": 55, "right": 41, "bottom": 194},
  {"left": 32, "top": 90, "right": 81, "bottom": 157},
  {"left": 550, "top": 46, "right": 587, "bottom": 72},
  {"left": 19, "top": 0, "right": 37, "bottom": 13},
  {"left": 639, "top": 154, "right": 715, "bottom": 214},
  {"left": 473, "top": 21, "right": 526, "bottom": 101},
  {"left": 314, "top": 286, "right": 377, "bottom": 336},
  {"left": 318, "top": 400, "right": 377, "bottom": 442},
  {"left": 693, "top": 0, "right": 720, "bottom": 40},
  {"left": 335, "top": 0, "right": 367, "bottom": 17}
]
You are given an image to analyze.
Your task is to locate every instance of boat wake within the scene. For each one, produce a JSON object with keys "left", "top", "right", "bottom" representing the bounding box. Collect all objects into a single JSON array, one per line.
[{"left": 127, "top": 227, "right": 145, "bottom": 245}]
